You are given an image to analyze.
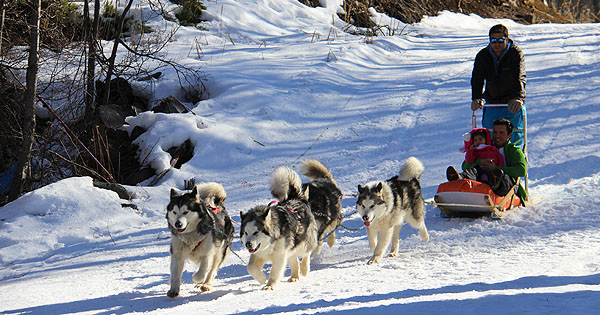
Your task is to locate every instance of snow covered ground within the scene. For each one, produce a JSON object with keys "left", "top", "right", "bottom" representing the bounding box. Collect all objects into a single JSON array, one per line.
[{"left": 2, "top": 0, "right": 600, "bottom": 314}]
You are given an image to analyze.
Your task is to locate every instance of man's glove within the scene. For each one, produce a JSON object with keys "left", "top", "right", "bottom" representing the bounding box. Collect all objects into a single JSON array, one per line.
[
  {"left": 471, "top": 99, "right": 483, "bottom": 111},
  {"left": 508, "top": 98, "right": 523, "bottom": 113}
]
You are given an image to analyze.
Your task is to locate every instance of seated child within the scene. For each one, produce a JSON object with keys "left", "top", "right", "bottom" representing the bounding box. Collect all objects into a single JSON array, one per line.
[{"left": 463, "top": 128, "right": 504, "bottom": 182}]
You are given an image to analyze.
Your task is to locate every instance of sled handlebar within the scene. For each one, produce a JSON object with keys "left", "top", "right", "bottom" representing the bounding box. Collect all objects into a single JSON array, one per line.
[{"left": 472, "top": 104, "right": 509, "bottom": 128}]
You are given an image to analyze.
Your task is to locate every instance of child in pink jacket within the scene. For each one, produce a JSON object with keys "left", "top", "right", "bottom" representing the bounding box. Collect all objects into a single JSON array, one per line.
[
  {"left": 464, "top": 128, "right": 505, "bottom": 166},
  {"left": 463, "top": 128, "right": 504, "bottom": 182}
]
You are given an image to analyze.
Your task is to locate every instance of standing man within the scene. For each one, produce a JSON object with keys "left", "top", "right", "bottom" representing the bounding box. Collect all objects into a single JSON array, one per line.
[{"left": 471, "top": 24, "right": 526, "bottom": 145}]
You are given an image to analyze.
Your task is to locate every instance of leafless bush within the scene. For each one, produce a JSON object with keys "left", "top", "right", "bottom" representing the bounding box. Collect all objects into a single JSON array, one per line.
[
  {"left": 547, "top": 0, "right": 599, "bottom": 22},
  {"left": 0, "top": 0, "right": 209, "bottom": 200},
  {"left": 333, "top": 0, "right": 586, "bottom": 34}
]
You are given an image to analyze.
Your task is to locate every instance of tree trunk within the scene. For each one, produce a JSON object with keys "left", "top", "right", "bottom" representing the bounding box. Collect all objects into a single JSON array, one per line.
[
  {"left": 8, "top": 0, "right": 41, "bottom": 201},
  {"left": 83, "top": 0, "right": 94, "bottom": 120},
  {"left": 101, "top": 0, "right": 134, "bottom": 106},
  {"left": 0, "top": 0, "right": 6, "bottom": 54},
  {"left": 84, "top": 0, "right": 101, "bottom": 121}
]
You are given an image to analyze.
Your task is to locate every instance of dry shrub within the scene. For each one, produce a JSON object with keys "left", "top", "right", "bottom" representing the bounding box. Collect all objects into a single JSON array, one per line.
[
  {"left": 1, "top": 0, "right": 84, "bottom": 51},
  {"left": 332, "top": 0, "right": 578, "bottom": 31}
]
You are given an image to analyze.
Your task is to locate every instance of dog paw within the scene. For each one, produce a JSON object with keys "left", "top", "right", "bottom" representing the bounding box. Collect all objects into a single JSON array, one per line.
[
  {"left": 367, "top": 256, "right": 381, "bottom": 265},
  {"left": 262, "top": 285, "right": 275, "bottom": 290},
  {"left": 287, "top": 276, "right": 299, "bottom": 282},
  {"left": 195, "top": 283, "right": 212, "bottom": 292},
  {"left": 388, "top": 253, "right": 397, "bottom": 258},
  {"left": 167, "top": 289, "right": 179, "bottom": 298}
]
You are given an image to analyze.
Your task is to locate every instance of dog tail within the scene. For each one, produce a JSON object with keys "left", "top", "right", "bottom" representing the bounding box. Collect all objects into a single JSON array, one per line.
[
  {"left": 398, "top": 157, "right": 424, "bottom": 181},
  {"left": 194, "top": 182, "right": 227, "bottom": 207},
  {"left": 300, "top": 159, "right": 338, "bottom": 187},
  {"left": 271, "top": 166, "right": 306, "bottom": 201}
]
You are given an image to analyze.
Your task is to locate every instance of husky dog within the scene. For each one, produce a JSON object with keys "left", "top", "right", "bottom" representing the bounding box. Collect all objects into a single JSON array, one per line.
[
  {"left": 240, "top": 166, "right": 318, "bottom": 290},
  {"left": 356, "top": 157, "right": 429, "bottom": 265},
  {"left": 166, "top": 182, "right": 234, "bottom": 298},
  {"left": 299, "top": 159, "right": 343, "bottom": 255}
]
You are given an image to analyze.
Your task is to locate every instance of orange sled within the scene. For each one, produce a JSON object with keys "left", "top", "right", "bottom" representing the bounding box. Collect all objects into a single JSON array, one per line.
[{"left": 433, "top": 178, "right": 522, "bottom": 218}]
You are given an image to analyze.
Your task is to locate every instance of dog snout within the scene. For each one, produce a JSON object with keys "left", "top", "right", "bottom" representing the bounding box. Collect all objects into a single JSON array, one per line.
[
  {"left": 245, "top": 241, "right": 253, "bottom": 249},
  {"left": 175, "top": 221, "right": 183, "bottom": 229},
  {"left": 362, "top": 215, "right": 369, "bottom": 222}
]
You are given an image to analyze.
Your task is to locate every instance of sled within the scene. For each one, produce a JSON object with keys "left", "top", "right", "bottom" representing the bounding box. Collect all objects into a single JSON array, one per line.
[
  {"left": 433, "top": 178, "right": 522, "bottom": 219},
  {"left": 430, "top": 105, "right": 528, "bottom": 219}
]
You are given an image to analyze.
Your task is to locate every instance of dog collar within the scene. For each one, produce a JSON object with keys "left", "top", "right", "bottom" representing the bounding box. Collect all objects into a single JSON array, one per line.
[
  {"left": 208, "top": 205, "right": 221, "bottom": 214},
  {"left": 193, "top": 240, "right": 203, "bottom": 251}
]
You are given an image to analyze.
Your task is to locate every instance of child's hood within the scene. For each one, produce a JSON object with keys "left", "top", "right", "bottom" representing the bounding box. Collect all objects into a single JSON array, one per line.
[{"left": 463, "top": 128, "right": 492, "bottom": 151}]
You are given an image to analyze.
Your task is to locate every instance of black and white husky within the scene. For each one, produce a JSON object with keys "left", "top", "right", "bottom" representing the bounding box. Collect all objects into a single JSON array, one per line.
[
  {"left": 356, "top": 157, "right": 429, "bottom": 265},
  {"left": 166, "top": 182, "right": 234, "bottom": 298},
  {"left": 299, "top": 159, "right": 343, "bottom": 255},
  {"left": 240, "top": 166, "right": 318, "bottom": 290}
]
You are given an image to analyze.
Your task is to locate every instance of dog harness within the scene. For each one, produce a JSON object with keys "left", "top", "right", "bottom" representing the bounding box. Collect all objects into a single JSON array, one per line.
[
  {"left": 208, "top": 205, "right": 221, "bottom": 214},
  {"left": 193, "top": 240, "right": 203, "bottom": 251},
  {"left": 268, "top": 200, "right": 295, "bottom": 212}
]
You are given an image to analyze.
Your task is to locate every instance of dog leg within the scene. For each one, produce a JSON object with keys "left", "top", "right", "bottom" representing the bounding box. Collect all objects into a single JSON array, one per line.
[
  {"left": 326, "top": 231, "right": 336, "bottom": 248},
  {"left": 389, "top": 225, "right": 402, "bottom": 257},
  {"left": 419, "top": 224, "right": 429, "bottom": 242},
  {"left": 312, "top": 240, "right": 322, "bottom": 257},
  {"left": 406, "top": 214, "right": 430, "bottom": 243},
  {"left": 196, "top": 252, "right": 224, "bottom": 292},
  {"left": 368, "top": 228, "right": 393, "bottom": 265},
  {"left": 265, "top": 253, "right": 287, "bottom": 290},
  {"left": 300, "top": 255, "right": 311, "bottom": 277},
  {"left": 192, "top": 256, "right": 210, "bottom": 285},
  {"left": 288, "top": 256, "right": 300, "bottom": 282},
  {"left": 367, "top": 227, "right": 377, "bottom": 251},
  {"left": 167, "top": 251, "right": 186, "bottom": 298},
  {"left": 247, "top": 255, "right": 267, "bottom": 285},
  {"left": 205, "top": 248, "right": 229, "bottom": 291}
]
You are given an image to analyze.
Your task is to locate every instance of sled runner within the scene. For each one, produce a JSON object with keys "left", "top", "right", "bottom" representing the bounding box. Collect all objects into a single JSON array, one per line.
[{"left": 430, "top": 105, "right": 528, "bottom": 219}]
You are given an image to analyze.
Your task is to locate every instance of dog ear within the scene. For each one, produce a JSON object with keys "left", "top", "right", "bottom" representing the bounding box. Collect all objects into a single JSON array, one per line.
[
  {"left": 170, "top": 188, "right": 179, "bottom": 199},
  {"left": 191, "top": 185, "right": 200, "bottom": 202},
  {"left": 302, "top": 185, "right": 310, "bottom": 200},
  {"left": 240, "top": 211, "right": 245, "bottom": 221},
  {"left": 375, "top": 182, "right": 383, "bottom": 192},
  {"left": 264, "top": 208, "right": 272, "bottom": 227},
  {"left": 357, "top": 184, "right": 365, "bottom": 193}
]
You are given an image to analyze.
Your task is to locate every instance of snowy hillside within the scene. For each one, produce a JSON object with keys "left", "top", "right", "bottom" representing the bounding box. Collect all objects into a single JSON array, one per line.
[{"left": 1, "top": 0, "right": 599, "bottom": 314}]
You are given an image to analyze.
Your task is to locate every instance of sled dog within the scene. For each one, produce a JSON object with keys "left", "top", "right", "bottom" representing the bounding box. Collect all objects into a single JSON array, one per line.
[
  {"left": 166, "top": 182, "right": 234, "bottom": 297},
  {"left": 299, "top": 159, "right": 343, "bottom": 255},
  {"left": 356, "top": 157, "right": 429, "bottom": 264},
  {"left": 240, "top": 166, "right": 318, "bottom": 290}
]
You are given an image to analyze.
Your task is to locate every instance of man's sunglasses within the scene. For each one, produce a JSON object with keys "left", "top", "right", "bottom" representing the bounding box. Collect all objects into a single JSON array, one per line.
[{"left": 490, "top": 38, "right": 506, "bottom": 44}]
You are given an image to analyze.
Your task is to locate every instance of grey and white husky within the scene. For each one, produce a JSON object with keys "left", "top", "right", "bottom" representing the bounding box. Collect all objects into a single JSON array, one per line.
[
  {"left": 166, "top": 182, "right": 234, "bottom": 298},
  {"left": 299, "top": 159, "right": 343, "bottom": 255},
  {"left": 240, "top": 166, "right": 318, "bottom": 290},
  {"left": 356, "top": 157, "right": 429, "bottom": 265}
]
